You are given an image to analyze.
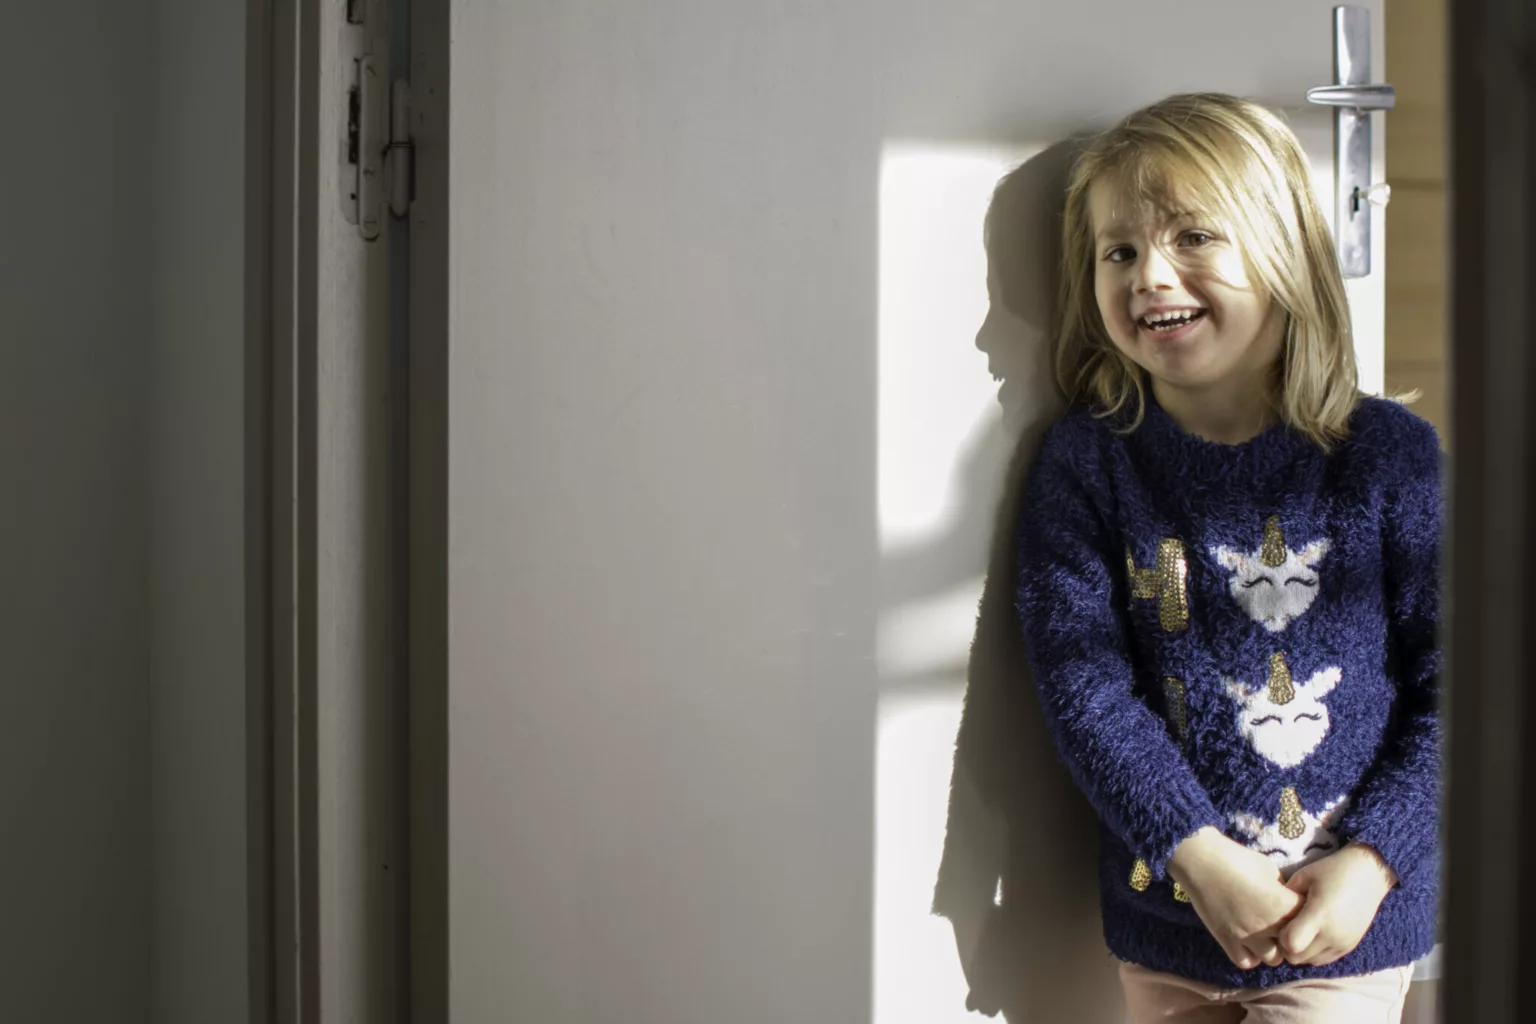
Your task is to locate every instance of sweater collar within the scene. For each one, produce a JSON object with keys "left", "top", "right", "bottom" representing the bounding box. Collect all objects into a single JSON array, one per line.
[{"left": 1126, "top": 387, "right": 1315, "bottom": 497}]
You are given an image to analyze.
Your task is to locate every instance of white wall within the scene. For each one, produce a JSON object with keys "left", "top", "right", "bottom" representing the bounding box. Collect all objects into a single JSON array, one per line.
[
  {"left": 0, "top": 4, "right": 154, "bottom": 1021},
  {"left": 445, "top": 7, "right": 883, "bottom": 1020},
  {"left": 439, "top": 3, "right": 1385, "bottom": 1023},
  {"left": 147, "top": 1, "right": 250, "bottom": 1021}
]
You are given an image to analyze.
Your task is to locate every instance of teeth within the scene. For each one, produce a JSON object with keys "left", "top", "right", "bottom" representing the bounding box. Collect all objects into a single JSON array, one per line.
[{"left": 1142, "top": 309, "right": 1201, "bottom": 329}]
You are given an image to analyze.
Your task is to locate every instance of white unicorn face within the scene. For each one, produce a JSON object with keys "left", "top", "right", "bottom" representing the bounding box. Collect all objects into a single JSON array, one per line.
[
  {"left": 1212, "top": 519, "right": 1330, "bottom": 633},
  {"left": 1231, "top": 791, "right": 1350, "bottom": 878},
  {"left": 1224, "top": 663, "right": 1341, "bottom": 769}
]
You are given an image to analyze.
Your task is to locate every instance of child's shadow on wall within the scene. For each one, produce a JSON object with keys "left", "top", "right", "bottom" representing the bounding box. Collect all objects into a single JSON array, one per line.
[{"left": 922, "top": 138, "right": 1126, "bottom": 1023}]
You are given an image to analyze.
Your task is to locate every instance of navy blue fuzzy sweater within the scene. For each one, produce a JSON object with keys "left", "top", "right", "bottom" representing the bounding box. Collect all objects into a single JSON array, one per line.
[{"left": 1015, "top": 394, "right": 1442, "bottom": 988}]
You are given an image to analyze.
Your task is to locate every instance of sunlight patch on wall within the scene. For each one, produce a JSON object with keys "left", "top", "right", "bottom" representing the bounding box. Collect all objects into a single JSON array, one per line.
[
  {"left": 873, "top": 140, "right": 1044, "bottom": 1024},
  {"left": 877, "top": 142, "right": 1033, "bottom": 556}
]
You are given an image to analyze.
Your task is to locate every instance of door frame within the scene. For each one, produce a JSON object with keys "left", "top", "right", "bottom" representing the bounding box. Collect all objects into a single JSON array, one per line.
[
  {"left": 246, "top": 0, "right": 410, "bottom": 1019},
  {"left": 405, "top": 0, "right": 449, "bottom": 1020},
  {"left": 243, "top": 0, "right": 274, "bottom": 1016},
  {"left": 244, "top": 0, "right": 316, "bottom": 1017},
  {"left": 1444, "top": 0, "right": 1536, "bottom": 1021}
]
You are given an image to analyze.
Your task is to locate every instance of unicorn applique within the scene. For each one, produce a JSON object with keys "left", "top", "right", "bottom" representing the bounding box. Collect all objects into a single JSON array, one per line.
[
  {"left": 1224, "top": 652, "right": 1341, "bottom": 769},
  {"left": 1212, "top": 517, "right": 1330, "bottom": 633},
  {"left": 1231, "top": 787, "right": 1351, "bottom": 878}
]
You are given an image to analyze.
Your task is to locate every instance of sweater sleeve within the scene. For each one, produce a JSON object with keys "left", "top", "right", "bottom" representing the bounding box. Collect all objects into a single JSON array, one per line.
[
  {"left": 1334, "top": 418, "right": 1444, "bottom": 887},
  {"left": 1016, "top": 425, "right": 1224, "bottom": 880}
]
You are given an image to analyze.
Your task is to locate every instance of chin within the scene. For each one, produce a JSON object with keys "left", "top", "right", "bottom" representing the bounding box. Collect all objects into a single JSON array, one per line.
[{"left": 1142, "top": 348, "right": 1232, "bottom": 387}]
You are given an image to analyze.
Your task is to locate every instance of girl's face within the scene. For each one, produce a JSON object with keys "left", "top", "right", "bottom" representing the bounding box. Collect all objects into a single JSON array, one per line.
[{"left": 1087, "top": 178, "right": 1285, "bottom": 400}]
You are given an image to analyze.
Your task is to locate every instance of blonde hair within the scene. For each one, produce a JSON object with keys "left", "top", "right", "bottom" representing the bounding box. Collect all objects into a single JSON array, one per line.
[{"left": 1055, "top": 92, "right": 1360, "bottom": 448}]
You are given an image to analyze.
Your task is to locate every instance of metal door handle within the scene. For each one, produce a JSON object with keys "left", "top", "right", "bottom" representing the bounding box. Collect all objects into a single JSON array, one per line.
[
  {"left": 1306, "top": 84, "right": 1396, "bottom": 110},
  {"left": 1307, "top": 6, "right": 1392, "bottom": 278}
]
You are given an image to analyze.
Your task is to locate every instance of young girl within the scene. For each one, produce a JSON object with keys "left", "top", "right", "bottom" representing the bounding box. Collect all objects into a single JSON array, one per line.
[{"left": 1017, "top": 93, "right": 1441, "bottom": 1021}]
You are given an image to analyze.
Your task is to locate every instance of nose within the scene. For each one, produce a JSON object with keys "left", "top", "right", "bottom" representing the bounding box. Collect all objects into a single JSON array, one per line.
[
  {"left": 974, "top": 307, "right": 995, "bottom": 353},
  {"left": 1135, "top": 243, "right": 1180, "bottom": 294}
]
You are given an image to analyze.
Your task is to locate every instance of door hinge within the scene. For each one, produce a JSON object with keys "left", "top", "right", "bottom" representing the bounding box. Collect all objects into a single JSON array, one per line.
[{"left": 346, "top": 56, "right": 414, "bottom": 240}]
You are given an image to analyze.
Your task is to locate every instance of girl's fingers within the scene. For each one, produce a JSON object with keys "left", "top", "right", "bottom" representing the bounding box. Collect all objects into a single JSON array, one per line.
[
  {"left": 1218, "top": 935, "right": 1255, "bottom": 970},
  {"left": 1309, "top": 945, "right": 1344, "bottom": 967},
  {"left": 1279, "top": 900, "right": 1325, "bottom": 958},
  {"left": 1242, "top": 937, "right": 1284, "bottom": 968},
  {"left": 1285, "top": 936, "right": 1333, "bottom": 967}
]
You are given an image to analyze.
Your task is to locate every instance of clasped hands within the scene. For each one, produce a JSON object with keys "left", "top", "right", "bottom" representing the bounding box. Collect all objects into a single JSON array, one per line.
[{"left": 1167, "top": 827, "right": 1398, "bottom": 970}]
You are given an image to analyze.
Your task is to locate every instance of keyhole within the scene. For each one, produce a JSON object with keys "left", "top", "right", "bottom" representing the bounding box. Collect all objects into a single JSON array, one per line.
[{"left": 1351, "top": 182, "right": 1392, "bottom": 214}]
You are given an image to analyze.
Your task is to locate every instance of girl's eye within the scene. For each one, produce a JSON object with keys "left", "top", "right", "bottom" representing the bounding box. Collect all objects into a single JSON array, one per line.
[
  {"left": 1180, "top": 230, "right": 1215, "bottom": 248},
  {"left": 1105, "top": 245, "right": 1135, "bottom": 263}
]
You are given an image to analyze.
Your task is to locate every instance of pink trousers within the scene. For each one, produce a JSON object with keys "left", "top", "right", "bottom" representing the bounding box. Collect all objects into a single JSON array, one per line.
[{"left": 1120, "top": 960, "right": 1414, "bottom": 1023}]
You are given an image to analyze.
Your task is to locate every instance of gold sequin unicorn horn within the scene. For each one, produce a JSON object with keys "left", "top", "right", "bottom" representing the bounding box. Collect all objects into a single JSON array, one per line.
[
  {"left": 1277, "top": 786, "right": 1307, "bottom": 841},
  {"left": 1267, "top": 652, "right": 1295, "bottom": 706},
  {"left": 1261, "top": 516, "right": 1288, "bottom": 568}
]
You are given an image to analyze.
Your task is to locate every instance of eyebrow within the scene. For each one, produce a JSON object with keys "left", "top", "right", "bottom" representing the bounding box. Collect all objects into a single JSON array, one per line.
[
  {"left": 1094, "top": 210, "right": 1202, "bottom": 243},
  {"left": 1094, "top": 222, "right": 1129, "bottom": 243}
]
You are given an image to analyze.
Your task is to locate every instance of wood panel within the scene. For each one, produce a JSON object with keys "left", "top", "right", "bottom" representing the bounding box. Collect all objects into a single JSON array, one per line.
[{"left": 1385, "top": 0, "right": 1449, "bottom": 444}]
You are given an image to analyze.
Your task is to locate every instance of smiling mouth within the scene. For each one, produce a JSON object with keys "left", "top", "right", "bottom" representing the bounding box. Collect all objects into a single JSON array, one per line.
[{"left": 1138, "top": 309, "right": 1208, "bottom": 332}]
